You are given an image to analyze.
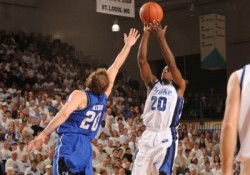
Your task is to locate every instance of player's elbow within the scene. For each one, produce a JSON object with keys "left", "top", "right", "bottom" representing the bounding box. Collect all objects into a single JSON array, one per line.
[
  {"left": 137, "top": 56, "right": 147, "bottom": 65},
  {"left": 222, "top": 122, "right": 237, "bottom": 133}
]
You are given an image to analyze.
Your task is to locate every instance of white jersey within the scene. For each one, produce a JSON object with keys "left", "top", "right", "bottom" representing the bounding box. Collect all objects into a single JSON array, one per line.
[
  {"left": 142, "top": 80, "right": 184, "bottom": 129},
  {"left": 236, "top": 64, "right": 250, "bottom": 162}
]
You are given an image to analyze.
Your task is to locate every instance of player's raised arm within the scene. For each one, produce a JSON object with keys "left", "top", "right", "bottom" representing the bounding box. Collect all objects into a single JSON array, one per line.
[
  {"left": 106, "top": 28, "right": 140, "bottom": 97},
  {"left": 152, "top": 20, "right": 186, "bottom": 97},
  {"left": 137, "top": 25, "right": 157, "bottom": 91}
]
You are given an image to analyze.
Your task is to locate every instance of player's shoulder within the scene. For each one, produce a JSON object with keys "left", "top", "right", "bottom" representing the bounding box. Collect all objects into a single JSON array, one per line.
[
  {"left": 71, "top": 90, "right": 86, "bottom": 97},
  {"left": 227, "top": 71, "right": 241, "bottom": 92},
  {"left": 69, "top": 90, "right": 87, "bottom": 102}
]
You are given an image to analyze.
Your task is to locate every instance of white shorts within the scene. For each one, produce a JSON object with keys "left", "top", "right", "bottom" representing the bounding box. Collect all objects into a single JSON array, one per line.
[{"left": 132, "top": 128, "right": 178, "bottom": 175}]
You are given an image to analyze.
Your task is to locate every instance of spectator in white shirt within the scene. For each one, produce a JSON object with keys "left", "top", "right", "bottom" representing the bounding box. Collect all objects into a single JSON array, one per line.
[
  {"left": 24, "top": 159, "right": 40, "bottom": 175},
  {"left": 43, "top": 148, "right": 54, "bottom": 168},
  {"left": 200, "top": 161, "right": 213, "bottom": 175},
  {"left": 97, "top": 132, "right": 108, "bottom": 147},
  {"left": 96, "top": 120, "right": 111, "bottom": 139},
  {"left": 44, "top": 165, "right": 52, "bottom": 175},
  {"left": 104, "top": 140, "right": 114, "bottom": 155},
  {"left": 119, "top": 128, "right": 129, "bottom": 146},
  {"left": 5, "top": 151, "right": 23, "bottom": 174},
  {"left": 19, "top": 152, "right": 30, "bottom": 174},
  {"left": 109, "top": 130, "right": 121, "bottom": 148},
  {"left": 1, "top": 141, "right": 12, "bottom": 163},
  {"left": 211, "top": 162, "right": 222, "bottom": 175}
]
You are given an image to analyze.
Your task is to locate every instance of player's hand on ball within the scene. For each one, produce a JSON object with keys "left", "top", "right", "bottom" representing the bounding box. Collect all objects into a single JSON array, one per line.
[{"left": 151, "top": 20, "right": 167, "bottom": 37}]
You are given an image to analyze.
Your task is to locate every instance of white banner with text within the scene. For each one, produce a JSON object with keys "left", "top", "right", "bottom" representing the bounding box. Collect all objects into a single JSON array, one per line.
[{"left": 96, "top": 0, "right": 135, "bottom": 18}]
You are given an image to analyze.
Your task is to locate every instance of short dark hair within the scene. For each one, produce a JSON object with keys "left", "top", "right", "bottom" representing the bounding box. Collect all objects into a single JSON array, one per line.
[{"left": 86, "top": 68, "right": 109, "bottom": 96}]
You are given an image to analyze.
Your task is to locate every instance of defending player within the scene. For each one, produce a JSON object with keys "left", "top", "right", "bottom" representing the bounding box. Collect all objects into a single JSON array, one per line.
[{"left": 28, "top": 28, "right": 140, "bottom": 175}]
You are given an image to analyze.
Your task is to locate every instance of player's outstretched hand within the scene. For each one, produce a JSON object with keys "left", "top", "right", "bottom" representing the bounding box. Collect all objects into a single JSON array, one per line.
[
  {"left": 151, "top": 20, "right": 167, "bottom": 38},
  {"left": 124, "top": 28, "right": 140, "bottom": 47},
  {"left": 28, "top": 132, "right": 46, "bottom": 152}
]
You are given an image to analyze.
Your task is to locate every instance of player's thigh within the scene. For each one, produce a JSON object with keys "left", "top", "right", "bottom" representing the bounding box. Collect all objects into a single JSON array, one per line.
[
  {"left": 132, "top": 154, "right": 153, "bottom": 175},
  {"left": 158, "top": 140, "right": 178, "bottom": 175}
]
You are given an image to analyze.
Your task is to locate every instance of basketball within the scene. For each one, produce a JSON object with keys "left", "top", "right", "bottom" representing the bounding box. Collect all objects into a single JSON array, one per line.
[{"left": 139, "top": 2, "right": 163, "bottom": 24}]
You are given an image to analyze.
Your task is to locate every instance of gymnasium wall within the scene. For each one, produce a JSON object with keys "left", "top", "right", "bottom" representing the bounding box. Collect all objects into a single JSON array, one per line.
[{"left": 0, "top": 0, "right": 250, "bottom": 82}]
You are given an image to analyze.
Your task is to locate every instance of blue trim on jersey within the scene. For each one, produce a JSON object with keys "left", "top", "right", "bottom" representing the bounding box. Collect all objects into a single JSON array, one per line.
[
  {"left": 159, "top": 128, "right": 177, "bottom": 174},
  {"left": 236, "top": 66, "right": 246, "bottom": 157},
  {"left": 240, "top": 66, "right": 246, "bottom": 91},
  {"left": 131, "top": 150, "right": 139, "bottom": 171},
  {"left": 54, "top": 134, "right": 64, "bottom": 175},
  {"left": 170, "top": 97, "right": 184, "bottom": 129},
  {"left": 152, "top": 80, "right": 160, "bottom": 88}
]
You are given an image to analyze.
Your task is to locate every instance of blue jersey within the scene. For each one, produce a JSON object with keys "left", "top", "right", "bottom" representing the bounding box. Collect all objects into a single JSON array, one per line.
[{"left": 57, "top": 90, "right": 107, "bottom": 140}]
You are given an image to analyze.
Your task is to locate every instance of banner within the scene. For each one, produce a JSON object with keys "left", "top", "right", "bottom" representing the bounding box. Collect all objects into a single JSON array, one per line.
[
  {"left": 96, "top": 0, "right": 135, "bottom": 18},
  {"left": 200, "top": 14, "right": 226, "bottom": 69}
]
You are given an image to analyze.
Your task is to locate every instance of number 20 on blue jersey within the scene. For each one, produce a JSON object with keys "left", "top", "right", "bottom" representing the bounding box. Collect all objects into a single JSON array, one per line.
[{"left": 80, "top": 111, "right": 102, "bottom": 131}]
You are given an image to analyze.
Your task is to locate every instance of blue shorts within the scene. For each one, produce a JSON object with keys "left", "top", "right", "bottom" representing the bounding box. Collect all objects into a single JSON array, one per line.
[{"left": 53, "top": 133, "right": 93, "bottom": 175}]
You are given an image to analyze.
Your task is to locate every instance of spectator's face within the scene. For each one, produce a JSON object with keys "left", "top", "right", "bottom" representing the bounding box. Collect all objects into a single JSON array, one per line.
[
  {"left": 126, "top": 148, "right": 131, "bottom": 154},
  {"left": 125, "top": 162, "right": 131, "bottom": 169},
  {"left": 2, "top": 105, "right": 7, "bottom": 112},
  {"left": 22, "top": 154, "right": 28, "bottom": 161},
  {"left": 205, "top": 162, "right": 210, "bottom": 170},
  {"left": 6, "top": 135, "right": 13, "bottom": 142},
  {"left": 9, "top": 125, "right": 15, "bottom": 132},
  {"left": 98, "top": 144, "right": 103, "bottom": 151},
  {"left": 3, "top": 141, "right": 9, "bottom": 149},
  {"left": 5, "top": 111, "right": 11, "bottom": 118},
  {"left": 30, "top": 100, "right": 36, "bottom": 106},
  {"left": 6, "top": 98, "right": 12, "bottom": 104},
  {"left": 100, "top": 133, "right": 106, "bottom": 139},
  {"left": 107, "top": 108, "right": 112, "bottom": 115},
  {"left": 6, "top": 168, "right": 14, "bottom": 175},
  {"left": 36, "top": 154, "right": 43, "bottom": 161},
  {"left": 112, "top": 130, "right": 118, "bottom": 137},
  {"left": 108, "top": 140, "right": 113, "bottom": 147},
  {"left": 11, "top": 153, "right": 17, "bottom": 160},
  {"left": 11, "top": 144, "right": 17, "bottom": 151},
  {"left": 113, "top": 149, "right": 119, "bottom": 156},
  {"left": 185, "top": 151, "right": 190, "bottom": 157},
  {"left": 46, "top": 167, "right": 52, "bottom": 175},
  {"left": 31, "top": 161, "right": 38, "bottom": 169}
]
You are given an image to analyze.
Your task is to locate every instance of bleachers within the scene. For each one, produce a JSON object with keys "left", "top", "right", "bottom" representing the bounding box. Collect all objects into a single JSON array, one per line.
[{"left": 0, "top": 30, "right": 240, "bottom": 175}]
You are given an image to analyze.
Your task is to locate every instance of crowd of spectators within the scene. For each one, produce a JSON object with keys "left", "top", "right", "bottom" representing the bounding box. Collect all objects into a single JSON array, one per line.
[
  {"left": 0, "top": 30, "right": 237, "bottom": 175},
  {"left": 182, "top": 88, "right": 225, "bottom": 121}
]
